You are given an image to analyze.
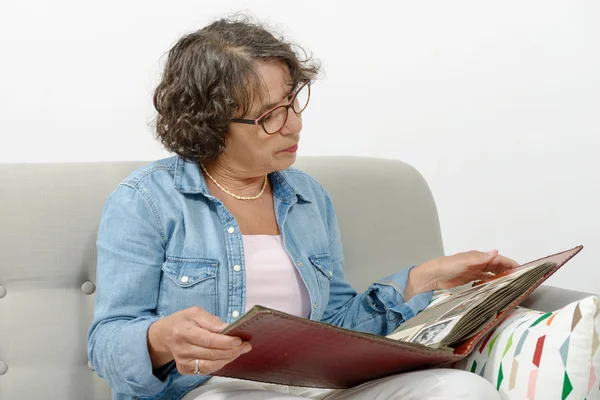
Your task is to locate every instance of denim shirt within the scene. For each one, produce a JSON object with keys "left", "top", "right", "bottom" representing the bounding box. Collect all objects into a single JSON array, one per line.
[{"left": 88, "top": 155, "right": 433, "bottom": 400}]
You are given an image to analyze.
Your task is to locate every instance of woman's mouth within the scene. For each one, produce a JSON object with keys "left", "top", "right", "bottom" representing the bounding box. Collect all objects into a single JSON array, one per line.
[{"left": 281, "top": 144, "right": 298, "bottom": 153}]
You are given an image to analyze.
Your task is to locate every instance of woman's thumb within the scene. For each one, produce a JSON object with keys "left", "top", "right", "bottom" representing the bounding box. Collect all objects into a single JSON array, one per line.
[
  {"left": 473, "top": 249, "right": 497, "bottom": 263},
  {"left": 486, "top": 249, "right": 499, "bottom": 257}
]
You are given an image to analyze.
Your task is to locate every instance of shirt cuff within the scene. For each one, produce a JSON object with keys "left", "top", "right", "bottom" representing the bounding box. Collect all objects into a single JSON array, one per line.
[
  {"left": 113, "top": 317, "right": 173, "bottom": 399},
  {"left": 366, "top": 265, "right": 434, "bottom": 323}
]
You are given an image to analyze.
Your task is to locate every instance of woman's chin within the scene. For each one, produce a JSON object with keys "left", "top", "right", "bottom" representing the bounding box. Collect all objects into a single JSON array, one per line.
[{"left": 271, "top": 153, "right": 297, "bottom": 171}]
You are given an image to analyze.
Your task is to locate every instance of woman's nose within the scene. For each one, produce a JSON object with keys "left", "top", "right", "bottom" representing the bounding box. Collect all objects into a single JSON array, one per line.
[{"left": 279, "top": 108, "right": 302, "bottom": 135}]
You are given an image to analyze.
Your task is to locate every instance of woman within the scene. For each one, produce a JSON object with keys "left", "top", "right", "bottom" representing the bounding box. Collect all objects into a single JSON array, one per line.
[{"left": 88, "top": 16, "right": 517, "bottom": 400}]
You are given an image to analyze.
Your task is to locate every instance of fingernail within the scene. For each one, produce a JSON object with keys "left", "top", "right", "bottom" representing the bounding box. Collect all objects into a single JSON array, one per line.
[
  {"left": 487, "top": 250, "right": 498, "bottom": 256},
  {"left": 243, "top": 344, "right": 252, "bottom": 353},
  {"left": 233, "top": 338, "right": 242, "bottom": 346}
]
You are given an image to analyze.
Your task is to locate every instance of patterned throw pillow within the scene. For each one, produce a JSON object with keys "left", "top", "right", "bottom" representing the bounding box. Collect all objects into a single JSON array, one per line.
[{"left": 450, "top": 296, "right": 600, "bottom": 400}]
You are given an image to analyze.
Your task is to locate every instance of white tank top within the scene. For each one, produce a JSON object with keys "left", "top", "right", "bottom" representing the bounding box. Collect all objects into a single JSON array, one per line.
[{"left": 242, "top": 235, "right": 311, "bottom": 318}]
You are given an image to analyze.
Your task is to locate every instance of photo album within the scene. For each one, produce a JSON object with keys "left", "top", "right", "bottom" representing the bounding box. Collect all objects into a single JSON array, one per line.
[{"left": 213, "top": 245, "right": 583, "bottom": 388}]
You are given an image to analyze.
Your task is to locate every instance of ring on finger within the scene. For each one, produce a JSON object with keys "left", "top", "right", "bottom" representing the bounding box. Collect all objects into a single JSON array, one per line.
[{"left": 193, "top": 358, "right": 200, "bottom": 375}]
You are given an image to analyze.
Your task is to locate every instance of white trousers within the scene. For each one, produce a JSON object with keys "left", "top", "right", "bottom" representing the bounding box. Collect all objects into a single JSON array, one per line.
[{"left": 183, "top": 369, "right": 501, "bottom": 400}]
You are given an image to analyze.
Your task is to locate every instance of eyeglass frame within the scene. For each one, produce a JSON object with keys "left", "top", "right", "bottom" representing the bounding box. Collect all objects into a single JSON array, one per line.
[{"left": 229, "top": 80, "right": 311, "bottom": 135}]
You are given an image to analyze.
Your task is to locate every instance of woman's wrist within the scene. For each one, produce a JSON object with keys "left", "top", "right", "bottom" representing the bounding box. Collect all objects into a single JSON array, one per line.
[
  {"left": 147, "top": 319, "right": 174, "bottom": 369},
  {"left": 405, "top": 261, "right": 438, "bottom": 301}
]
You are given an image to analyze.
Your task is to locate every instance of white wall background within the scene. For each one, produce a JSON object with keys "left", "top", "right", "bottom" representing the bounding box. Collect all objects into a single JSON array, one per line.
[{"left": 1, "top": 0, "right": 598, "bottom": 293}]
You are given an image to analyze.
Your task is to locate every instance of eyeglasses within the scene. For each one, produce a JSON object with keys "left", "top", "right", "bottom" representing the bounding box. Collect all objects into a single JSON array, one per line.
[{"left": 230, "top": 80, "right": 311, "bottom": 135}]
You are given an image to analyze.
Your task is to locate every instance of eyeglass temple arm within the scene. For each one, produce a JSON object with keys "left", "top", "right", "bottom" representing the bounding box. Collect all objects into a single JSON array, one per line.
[{"left": 230, "top": 118, "right": 258, "bottom": 125}]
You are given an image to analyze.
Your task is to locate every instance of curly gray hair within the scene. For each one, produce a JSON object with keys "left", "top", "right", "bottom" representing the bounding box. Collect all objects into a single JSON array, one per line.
[{"left": 153, "top": 15, "right": 320, "bottom": 163}]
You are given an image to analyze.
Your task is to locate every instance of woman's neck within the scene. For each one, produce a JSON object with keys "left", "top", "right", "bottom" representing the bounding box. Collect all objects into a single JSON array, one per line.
[{"left": 202, "top": 161, "right": 267, "bottom": 198}]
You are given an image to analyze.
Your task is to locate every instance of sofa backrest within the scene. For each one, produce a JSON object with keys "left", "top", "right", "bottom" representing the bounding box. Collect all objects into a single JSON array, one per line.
[{"left": 0, "top": 156, "right": 444, "bottom": 399}]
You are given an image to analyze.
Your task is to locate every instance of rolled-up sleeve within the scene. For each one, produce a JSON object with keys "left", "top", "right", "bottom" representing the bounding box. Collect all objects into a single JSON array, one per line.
[
  {"left": 87, "top": 183, "right": 171, "bottom": 399},
  {"left": 366, "top": 267, "right": 434, "bottom": 323}
]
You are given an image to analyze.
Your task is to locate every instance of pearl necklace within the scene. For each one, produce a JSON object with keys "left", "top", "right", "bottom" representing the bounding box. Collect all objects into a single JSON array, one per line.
[{"left": 200, "top": 164, "right": 268, "bottom": 201}]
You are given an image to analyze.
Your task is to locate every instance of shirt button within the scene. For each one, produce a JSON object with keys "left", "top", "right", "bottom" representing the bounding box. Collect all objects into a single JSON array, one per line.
[
  {"left": 297, "top": 261, "right": 303, "bottom": 267},
  {"left": 329, "top": 271, "right": 333, "bottom": 277},
  {"left": 313, "top": 302, "right": 318, "bottom": 309},
  {"left": 227, "top": 227, "right": 235, "bottom": 234},
  {"left": 232, "top": 310, "right": 240, "bottom": 318},
  {"left": 181, "top": 276, "right": 189, "bottom": 283},
  {"left": 233, "top": 265, "right": 241, "bottom": 272}
]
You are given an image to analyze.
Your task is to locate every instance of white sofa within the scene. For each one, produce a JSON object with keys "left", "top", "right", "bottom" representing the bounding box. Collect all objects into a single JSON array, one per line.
[{"left": 0, "top": 156, "right": 593, "bottom": 399}]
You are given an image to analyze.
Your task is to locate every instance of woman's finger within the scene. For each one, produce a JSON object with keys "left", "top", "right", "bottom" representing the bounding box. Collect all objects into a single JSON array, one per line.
[
  {"left": 484, "top": 255, "right": 520, "bottom": 274},
  {"left": 183, "top": 353, "right": 245, "bottom": 376},
  {"left": 496, "top": 254, "right": 519, "bottom": 268},
  {"left": 187, "top": 306, "right": 229, "bottom": 333},
  {"left": 456, "top": 249, "right": 498, "bottom": 267},
  {"left": 186, "top": 328, "right": 245, "bottom": 350},
  {"left": 182, "top": 341, "right": 252, "bottom": 362}
]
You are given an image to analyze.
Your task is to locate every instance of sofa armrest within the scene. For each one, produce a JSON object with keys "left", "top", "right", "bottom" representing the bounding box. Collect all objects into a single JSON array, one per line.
[{"left": 520, "top": 284, "right": 597, "bottom": 312}]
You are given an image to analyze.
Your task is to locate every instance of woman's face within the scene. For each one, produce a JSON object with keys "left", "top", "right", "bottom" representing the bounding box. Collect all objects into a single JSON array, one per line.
[{"left": 221, "top": 60, "right": 302, "bottom": 175}]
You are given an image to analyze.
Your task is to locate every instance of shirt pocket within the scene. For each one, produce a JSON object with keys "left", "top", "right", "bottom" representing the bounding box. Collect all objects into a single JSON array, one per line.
[
  {"left": 158, "top": 257, "right": 219, "bottom": 316},
  {"left": 309, "top": 253, "right": 333, "bottom": 311}
]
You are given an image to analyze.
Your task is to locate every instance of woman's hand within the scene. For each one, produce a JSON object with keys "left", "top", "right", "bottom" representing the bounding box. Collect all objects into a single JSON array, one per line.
[
  {"left": 147, "top": 306, "right": 251, "bottom": 375},
  {"left": 406, "top": 250, "right": 520, "bottom": 299}
]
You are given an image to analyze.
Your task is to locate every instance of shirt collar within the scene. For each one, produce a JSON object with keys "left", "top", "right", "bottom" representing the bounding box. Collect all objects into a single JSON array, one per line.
[{"left": 173, "top": 156, "right": 312, "bottom": 203}]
